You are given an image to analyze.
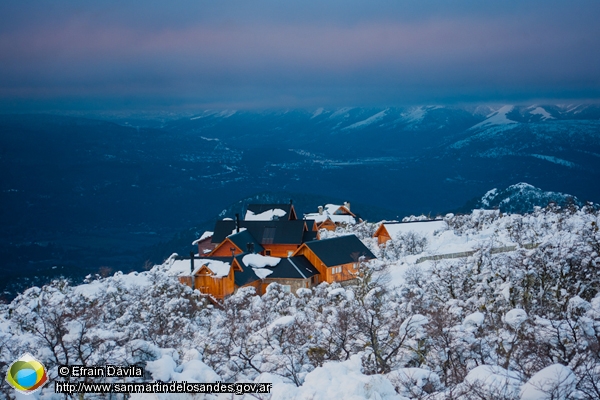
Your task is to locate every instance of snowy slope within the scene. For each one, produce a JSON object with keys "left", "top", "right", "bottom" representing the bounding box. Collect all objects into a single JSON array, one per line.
[
  {"left": 1, "top": 203, "right": 599, "bottom": 399},
  {"left": 470, "top": 105, "right": 518, "bottom": 130}
]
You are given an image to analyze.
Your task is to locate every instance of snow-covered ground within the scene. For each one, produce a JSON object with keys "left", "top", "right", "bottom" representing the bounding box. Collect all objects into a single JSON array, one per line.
[{"left": 1, "top": 204, "right": 599, "bottom": 399}]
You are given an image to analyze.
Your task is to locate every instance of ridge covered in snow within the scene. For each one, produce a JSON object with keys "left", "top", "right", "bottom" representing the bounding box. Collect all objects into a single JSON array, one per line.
[
  {"left": 473, "top": 182, "right": 584, "bottom": 213},
  {"left": 470, "top": 105, "right": 518, "bottom": 129}
]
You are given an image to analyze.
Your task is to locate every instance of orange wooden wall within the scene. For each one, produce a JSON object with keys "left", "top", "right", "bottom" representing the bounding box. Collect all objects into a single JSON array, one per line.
[
  {"left": 210, "top": 239, "right": 243, "bottom": 257},
  {"left": 194, "top": 270, "right": 235, "bottom": 299},
  {"left": 264, "top": 244, "right": 299, "bottom": 257}
]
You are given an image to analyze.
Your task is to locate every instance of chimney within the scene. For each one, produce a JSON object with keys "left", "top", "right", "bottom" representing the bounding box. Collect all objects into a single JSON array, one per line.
[
  {"left": 318, "top": 206, "right": 323, "bottom": 215},
  {"left": 235, "top": 213, "right": 240, "bottom": 233},
  {"left": 189, "top": 252, "right": 196, "bottom": 289},
  {"left": 247, "top": 242, "right": 255, "bottom": 253},
  {"left": 289, "top": 199, "right": 293, "bottom": 205},
  {"left": 344, "top": 201, "right": 350, "bottom": 211}
]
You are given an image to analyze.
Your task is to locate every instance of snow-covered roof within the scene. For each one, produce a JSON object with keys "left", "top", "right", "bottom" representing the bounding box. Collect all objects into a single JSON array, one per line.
[
  {"left": 381, "top": 220, "right": 446, "bottom": 237},
  {"left": 245, "top": 208, "right": 287, "bottom": 221},
  {"left": 304, "top": 203, "right": 356, "bottom": 225},
  {"left": 253, "top": 268, "right": 273, "bottom": 279},
  {"left": 242, "top": 253, "right": 281, "bottom": 269},
  {"left": 167, "top": 258, "right": 231, "bottom": 278},
  {"left": 201, "top": 259, "right": 231, "bottom": 277},
  {"left": 304, "top": 213, "right": 356, "bottom": 224},
  {"left": 324, "top": 204, "right": 346, "bottom": 214},
  {"left": 228, "top": 227, "right": 247, "bottom": 236},
  {"left": 192, "top": 231, "right": 213, "bottom": 245},
  {"left": 235, "top": 253, "right": 281, "bottom": 284}
]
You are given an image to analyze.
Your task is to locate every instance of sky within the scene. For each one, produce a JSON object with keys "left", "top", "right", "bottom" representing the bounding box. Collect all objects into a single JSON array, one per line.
[{"left": 1, "top": 0, "right": 599, "bottom": 111}]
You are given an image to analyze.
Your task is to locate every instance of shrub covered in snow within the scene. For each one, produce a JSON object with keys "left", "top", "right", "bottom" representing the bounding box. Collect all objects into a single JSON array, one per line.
[{"left": 1, "top": 205, "right": 600, "bottom": 399}]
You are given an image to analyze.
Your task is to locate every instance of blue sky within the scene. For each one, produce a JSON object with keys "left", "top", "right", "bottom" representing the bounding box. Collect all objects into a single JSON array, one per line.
[{"left": 1, "top": 0, "right": 599, "bottom": 111}]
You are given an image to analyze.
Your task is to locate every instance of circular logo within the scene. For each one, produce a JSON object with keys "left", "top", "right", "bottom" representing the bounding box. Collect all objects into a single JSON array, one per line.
[{"left": 5, "top": 353, "right": 48, "bottom": 394}]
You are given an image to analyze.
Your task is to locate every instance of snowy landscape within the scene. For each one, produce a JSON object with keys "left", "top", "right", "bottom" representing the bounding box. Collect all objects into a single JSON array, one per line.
[
  {"left": 2, "top": 202, "right": 599, "bottom": 399},
  {"left": 2, "top": 104, "right": 600, "bottom": 297},
  {"left": 3, "top": 1, "right": 600, "bottom": 398}
]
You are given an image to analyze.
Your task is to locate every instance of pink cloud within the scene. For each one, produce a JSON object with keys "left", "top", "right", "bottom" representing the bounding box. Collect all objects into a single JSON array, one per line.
[{"left": 0, "top": 11, "right": 598, "bottom": 104}]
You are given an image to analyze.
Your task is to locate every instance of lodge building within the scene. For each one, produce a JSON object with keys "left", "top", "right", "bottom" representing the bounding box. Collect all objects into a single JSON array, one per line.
[{"left": 169, "top": 201, "right": 374, "bottom": 300}]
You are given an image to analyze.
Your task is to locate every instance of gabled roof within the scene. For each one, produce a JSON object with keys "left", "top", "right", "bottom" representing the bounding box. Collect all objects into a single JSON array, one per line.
[
  {"left": 169, "top": 256, "right": 233, "bottom": 278},
  {"left": 305, "top": 219, "right": 319, "bottom": 231},
  {"left": 304, "top": 204, "right": 357, "bottom": 224},
  {"left": 376, "top": 220, "right": 446, "bottom": 238},
  {"left": 192, "top": 231, "right": 213, "bottom": 245},
  {"left": 301, "top": 235, "right": 375, "bottom": 267},
  {"left": 212, "top": 219, "right": 308, "bottom": 245},
  {"left": 326, "top": 204, "right": 355, "bottom": 216},
  {"left": 302, "top": 230, "right": 318, "bottom": 243},
  {"left": 234, "top": 253, "right": 319, "bottom": 286},
  {"left": 276, "top": 256, "right": 320, "bottom": 279},
  {"left": 233, "top": 258, "right": 262, "bottom": 287},
  {"left": 227, "top": 230, "right": 264, "bottom": 254},
  {"left": 211, "top": 220, "right": 237, "bottom": 243},
  {"left": 245, "top": 203, "right": 297, "bottom": 220}
]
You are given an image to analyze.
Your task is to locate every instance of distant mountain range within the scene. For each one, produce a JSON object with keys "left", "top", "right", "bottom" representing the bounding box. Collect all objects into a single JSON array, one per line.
[{"left": 1, "top": 104, "right": 599, "bottom": 298}]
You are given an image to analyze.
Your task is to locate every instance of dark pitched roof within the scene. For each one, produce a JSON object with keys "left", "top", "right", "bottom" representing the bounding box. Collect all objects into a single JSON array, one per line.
[
  {"left": 227, "top": 230, "right": 264, "bottom": 254},
  {"left": 175, "top": 255, "right": 233, "bottom": 263},
  {"left": 233, "top": 258, "right": 261, "bottom": 287},
  {"left": 235, "top": 254, "right": 320, "bottom": 282},
  {"left": 212, "top": 220, "right": 237, "bottom": 244},
  {"left": 212, "top": 220, "right": 307, "bottom": 245},
  {"left": 303, "top": 230, "right": 318, "bottom": 243},
  {"left": 246, "top": 203, "right": 296, "bottom": 220},
  {"left": 304, "top": 235, "right": 375, "bottom": 267},
  {"left": 275, "top": 256, "right": 320, "bottom": 279}
]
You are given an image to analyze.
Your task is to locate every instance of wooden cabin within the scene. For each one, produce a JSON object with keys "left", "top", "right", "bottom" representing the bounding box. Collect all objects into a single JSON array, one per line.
[
  {"left": 292, "top": 235, "right": 375, "bottom": 284},
  {"left": 209, "top": 219, "right": 317, "bottom": 258},
  {"left": 171, "top": 199, "right": 377, "bottom": 300},
  {"left": 373, "top": 223, "right": 396, "bottom": 245},
  {"left": 304, "top": 202, "right": 360, "bottom": 231},
  {"left": 170, "top": 256, "right": 239, "bottom": 300}
]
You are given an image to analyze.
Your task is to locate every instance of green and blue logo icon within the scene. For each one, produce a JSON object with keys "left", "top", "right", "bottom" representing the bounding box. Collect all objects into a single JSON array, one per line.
[{"left": 5, "top": 353, "right": 48, "bottom": 394}]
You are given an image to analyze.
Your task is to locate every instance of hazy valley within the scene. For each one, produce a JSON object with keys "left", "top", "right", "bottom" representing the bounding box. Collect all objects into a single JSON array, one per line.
[{"left": 1, "top": 104, "right": 599, "bottom": 297}]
